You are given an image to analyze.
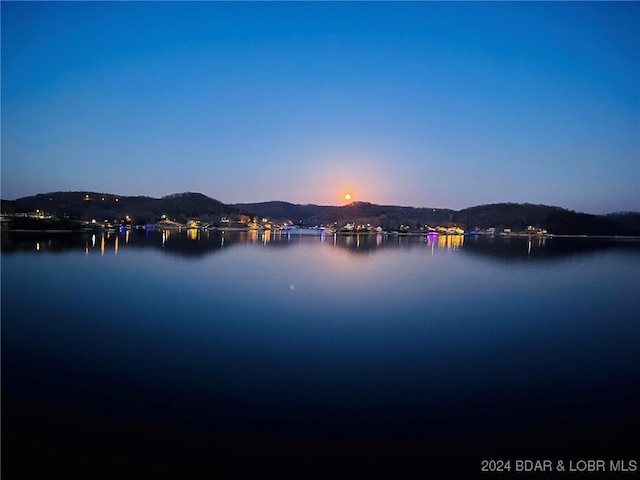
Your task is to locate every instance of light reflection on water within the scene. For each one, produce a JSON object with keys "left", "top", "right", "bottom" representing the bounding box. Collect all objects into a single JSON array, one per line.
[
  {"left": 15, "top": 229, "right": 451, "bottom": 255},
  {"left": 2, "top": 230, "right": 639, "bottom": 474},
  {"left": 1, "top": 229, "right": 630, "bottom": 263}
]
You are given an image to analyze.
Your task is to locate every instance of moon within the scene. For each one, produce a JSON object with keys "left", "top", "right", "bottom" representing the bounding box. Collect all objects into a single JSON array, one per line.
[{"left": 344, "top": 193, "right": 352, "bottom": 201}]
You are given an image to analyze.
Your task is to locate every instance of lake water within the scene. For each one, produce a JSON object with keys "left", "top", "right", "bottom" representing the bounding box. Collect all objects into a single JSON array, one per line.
[{"left": 2, "top": 230, "right": 639, "bottom": 476}]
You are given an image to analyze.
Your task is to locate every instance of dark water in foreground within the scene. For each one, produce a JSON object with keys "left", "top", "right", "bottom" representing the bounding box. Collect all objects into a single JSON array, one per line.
[{"left": 2, "top": 230, "right": 639, "bottom": 476}]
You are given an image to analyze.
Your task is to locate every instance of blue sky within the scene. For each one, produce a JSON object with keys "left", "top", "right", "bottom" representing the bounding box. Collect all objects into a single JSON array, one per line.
[{"left": 2, "top": 1, "right": 638, "bottom": 213}]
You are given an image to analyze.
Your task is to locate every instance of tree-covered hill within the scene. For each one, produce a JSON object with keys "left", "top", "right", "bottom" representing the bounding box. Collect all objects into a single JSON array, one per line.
[
  {"left": 232, "top": 201, "right": 335, "bottom": 223},
  {"left": 234, "top": 201, "right": 455, "bottom": 231},
  {"left": 3, "top": 192, "right": 639, "bottom": 235},
  {"left": 2, "top": 192, "right": 251, "bottom": 225},
  {"left": 605, "top": 212, "right": 640, "bottom": 231},
  {"left": 543, "top": 211, "right": 640, "bottom": 236},
  {"left": 454, "top": 203, "right": 640, "bottom": 235},
  {"left": 454, "top": 203, "right": 566, "bottom": 230}
]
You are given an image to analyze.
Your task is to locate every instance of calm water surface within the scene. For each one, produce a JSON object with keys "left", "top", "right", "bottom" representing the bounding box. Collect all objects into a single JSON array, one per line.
[{"left": 3, "top": 230, "right": 639, "bottom": 475}]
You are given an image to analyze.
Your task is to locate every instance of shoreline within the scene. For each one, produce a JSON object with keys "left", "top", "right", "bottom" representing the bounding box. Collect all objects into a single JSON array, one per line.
[
  {"left": 1, "top": 229, "right": 79, "bottom": 233},
  {"left": 2, "top": 228, "right": 640, "bottom": 240}
]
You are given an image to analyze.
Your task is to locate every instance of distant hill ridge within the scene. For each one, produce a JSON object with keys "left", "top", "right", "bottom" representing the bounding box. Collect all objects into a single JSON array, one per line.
[
  {"left": 1, "top": 191, "right": 251, "bottom": 226},
  {"left": 2, "top": 191, "right": 639, "bottom": 236},
  {"left": 233, "top": 200, "right": 456, "bottom": 230}
]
